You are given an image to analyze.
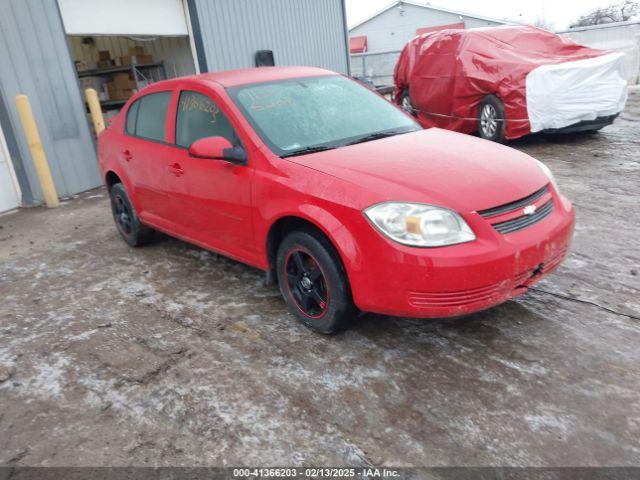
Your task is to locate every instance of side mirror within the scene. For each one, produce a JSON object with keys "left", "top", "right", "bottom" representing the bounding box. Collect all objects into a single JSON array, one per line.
[{"left": 188, "top": 136, "right": 247, "bottom": 165}]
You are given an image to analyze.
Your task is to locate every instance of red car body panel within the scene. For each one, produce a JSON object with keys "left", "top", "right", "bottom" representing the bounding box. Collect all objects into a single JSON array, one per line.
[
  {"left": 393, "top": 26, "right": 608, "bottom": 140},
  {"left": 99, "top": 66, "right": 575, "bottom": 319}
]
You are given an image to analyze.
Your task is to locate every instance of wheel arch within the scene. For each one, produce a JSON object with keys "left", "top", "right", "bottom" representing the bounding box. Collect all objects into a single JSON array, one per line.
[
  {"left": 104, "top": 168, "right": 142, "bottom": 213},
  {"left": 105, "top": 170, "right": 122, "bottom": 191},
  {"left": 264, "top": 209, "right": 360, "bottom": 287},
  {"left": 478, "top": 93, "right": 504, "bottom": 115}
]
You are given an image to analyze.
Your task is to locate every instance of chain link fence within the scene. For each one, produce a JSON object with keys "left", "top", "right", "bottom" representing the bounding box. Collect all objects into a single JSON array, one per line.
[{"left": 350, "top": 50, "right": 402, "bottom": 88}]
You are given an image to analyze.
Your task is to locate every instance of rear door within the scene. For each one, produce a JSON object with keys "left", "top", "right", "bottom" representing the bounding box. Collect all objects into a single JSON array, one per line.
[
  {"left": 162, "top": 87, "right": 255, "bottom": 258},
  {"left": 123, "top": 91, "right": 174, "bottom": 226},
  {"left": 412, "top": 33, "right": 460, "bottom": 117}
]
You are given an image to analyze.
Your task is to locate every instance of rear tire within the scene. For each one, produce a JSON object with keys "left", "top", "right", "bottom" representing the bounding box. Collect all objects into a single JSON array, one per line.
[
  {"left": 109, "top": 183, "right": 154, "bottom": 247},
  {"left": 478, "top": 94, "right": 506, "bottom": 143},
  {"left": 276, "top": 230, "right": 356, "bottom": 334}
]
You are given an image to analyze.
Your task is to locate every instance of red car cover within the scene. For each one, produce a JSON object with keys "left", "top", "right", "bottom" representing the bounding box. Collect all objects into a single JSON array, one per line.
[{"left": 393, "top": 26, "right": 612, "bottom": 140}]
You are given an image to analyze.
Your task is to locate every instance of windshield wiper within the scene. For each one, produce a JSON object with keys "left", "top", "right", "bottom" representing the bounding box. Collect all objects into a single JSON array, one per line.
[
  {"left": 280, "top": 145, "right": 336, "bottom": 158},
  {"left": 280, "top": 129, "right": 417, "bottom": 157},
  {"left": 345, "top": 129, "right": 412, "bottom": 146}
]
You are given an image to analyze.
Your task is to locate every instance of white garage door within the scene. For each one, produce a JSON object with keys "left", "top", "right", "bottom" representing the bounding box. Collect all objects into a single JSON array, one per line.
[
  {"left": 58, "top": 0, "right": 189, "bottom": 36},
  {"left": 0, "top": 125, "right": 20, "bottom": 213}
]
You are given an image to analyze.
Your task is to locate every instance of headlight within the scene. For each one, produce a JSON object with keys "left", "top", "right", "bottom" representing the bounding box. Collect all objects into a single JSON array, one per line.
[
  {"left": 364, "top": 202, "right": 476, "bottom": 247},
  {"left": 536, "top": 160, "right": 559, "bottom": 193}
]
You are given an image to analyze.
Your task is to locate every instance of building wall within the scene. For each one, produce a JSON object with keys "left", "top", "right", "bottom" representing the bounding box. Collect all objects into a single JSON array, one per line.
[
  {"left": 192, "top": 0, "right": 350, "bottom": 74},
  {"left": 349, "top": 3, "right": 504, "bottom": 53},
  {"left": 0, "top": 0, "right": 101, "bottom": 204},
  {"left": 559, "top": 22, "right": 640, "bottom": 85}
]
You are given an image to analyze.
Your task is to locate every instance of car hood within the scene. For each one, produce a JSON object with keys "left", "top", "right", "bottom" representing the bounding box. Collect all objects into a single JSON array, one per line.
[{"left": 285, "top": 128, "right": 549, "bottom": 213}]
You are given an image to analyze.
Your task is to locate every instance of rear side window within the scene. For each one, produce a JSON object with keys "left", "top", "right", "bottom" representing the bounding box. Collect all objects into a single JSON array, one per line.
[
  {"left": 126, "top": 91, "right": 171, "bottom": 142},
  {"left": 125, "top": 101, "right": 140, "bottom": 135},
  {"left": 175, "top": 91, "right": 240, "bottom": 148}
]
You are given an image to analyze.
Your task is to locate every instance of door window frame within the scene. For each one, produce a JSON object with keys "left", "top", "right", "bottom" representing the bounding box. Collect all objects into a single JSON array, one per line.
[
  {"left": 123, "top": 90, "right": 174, "bottom": 145},
  {"left": 165, "top": 83, "right": 252, "bottom": 164},
  {"left": 173, "top": 90, "right": 242, "bottom": 149}
]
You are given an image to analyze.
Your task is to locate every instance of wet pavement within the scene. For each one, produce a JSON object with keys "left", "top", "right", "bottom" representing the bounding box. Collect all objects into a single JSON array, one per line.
[{"left": 1, "top": 90, "right": 639, "bottom": 467}]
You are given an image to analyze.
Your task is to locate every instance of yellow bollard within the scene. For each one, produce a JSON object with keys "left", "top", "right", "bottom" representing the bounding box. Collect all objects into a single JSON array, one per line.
[
  {"left": 15, "top": 94, "right": 59, "bottom": 208},
  {"left": 85, "top": 88, "right": 105, "bottom": 135}
]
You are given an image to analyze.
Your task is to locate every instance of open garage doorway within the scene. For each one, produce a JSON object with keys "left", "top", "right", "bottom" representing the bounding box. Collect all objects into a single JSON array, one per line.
[{"left": 58, "top": 0, "right": 198, "bottom": 124}]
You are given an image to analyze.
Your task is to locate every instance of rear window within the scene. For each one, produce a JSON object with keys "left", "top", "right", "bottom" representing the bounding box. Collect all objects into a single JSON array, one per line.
[{"left": 125, "top": 91, "right": 171, "bottom": 142}]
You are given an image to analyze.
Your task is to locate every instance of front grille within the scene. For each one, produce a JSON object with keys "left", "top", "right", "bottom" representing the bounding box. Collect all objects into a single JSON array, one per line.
[
  {"left": 478, "top": 185, "right": 549, "bottom": 218},
  {"left": 492, "top": 200, "right": 554, "bottom": 234}
]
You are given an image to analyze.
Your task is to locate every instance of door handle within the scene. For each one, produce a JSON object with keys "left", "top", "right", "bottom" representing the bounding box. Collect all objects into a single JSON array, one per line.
[
  {"left": 122, "top": 149, "right": 133, "bottom": 162},
  {"left": 168, "top": 163, "right": 184, "bottom": 177}
]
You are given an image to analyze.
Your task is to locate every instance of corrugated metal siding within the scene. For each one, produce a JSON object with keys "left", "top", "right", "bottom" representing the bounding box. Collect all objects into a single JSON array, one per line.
[
  {"left": 349, "top": 4, "right": 503, "bottom": 52},
  {"left": 193, "top": 0, "right": 349, "bottom": 74},
  {"left": 0, "top": 0, "right": 101, "bottom": 202},
  {"left": 68, "top": 35, "right": 196, "bottom": 79}
]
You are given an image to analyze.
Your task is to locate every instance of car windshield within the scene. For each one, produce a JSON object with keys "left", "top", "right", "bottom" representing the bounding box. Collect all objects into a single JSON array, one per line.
[{"left": 228, "top": 75, "right": 421, "bottom": 157}]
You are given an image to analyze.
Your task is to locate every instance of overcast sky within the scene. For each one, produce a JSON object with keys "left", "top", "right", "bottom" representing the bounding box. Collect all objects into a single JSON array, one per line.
[{"left": 345, "top": 0, "right": 618, "bottom": 30}]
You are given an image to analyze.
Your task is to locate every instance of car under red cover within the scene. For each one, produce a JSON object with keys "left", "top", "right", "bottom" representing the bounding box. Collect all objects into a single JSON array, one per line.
[
  {"left": 394, "top": 26, "right": 627, "bottom": 142},
  {"left": 99, "top": 66, "right": 575, "bottom": 333}
]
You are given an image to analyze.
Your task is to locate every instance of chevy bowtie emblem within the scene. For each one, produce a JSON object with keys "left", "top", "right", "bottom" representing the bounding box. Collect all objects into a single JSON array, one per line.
[{"left": 523, "top": 205, "right": 537, "bottom": 216}]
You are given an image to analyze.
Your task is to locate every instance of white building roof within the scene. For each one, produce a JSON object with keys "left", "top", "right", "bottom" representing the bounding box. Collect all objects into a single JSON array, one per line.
[{"left": 349, "top": 0, "right": 511, "bottom": 31}]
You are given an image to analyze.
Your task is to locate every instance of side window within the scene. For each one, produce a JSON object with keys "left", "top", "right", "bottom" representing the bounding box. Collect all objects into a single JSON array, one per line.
[
  {"left": 176, "top": 91, "right": 240, "bottom": 148},
  {"left": 127, "top": 91, "right": 171, "bottom": 142},
  {"left": 125, "top": 100, "right": 140, "bottom": 135}
]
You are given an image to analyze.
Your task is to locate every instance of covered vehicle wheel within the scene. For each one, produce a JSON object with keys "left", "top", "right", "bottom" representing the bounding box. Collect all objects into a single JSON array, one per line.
[
  {"left": 400, "top": 88, "right": 417, "bottom": 117},
  {"left": 109, "top": 183, "right": 153, "bottom": 247},
  {"left": 276, "top": 230, "right": 356, "bottom": 334},
  {"left": 478, "top": 95, "right": 506, "bottom": 143}
]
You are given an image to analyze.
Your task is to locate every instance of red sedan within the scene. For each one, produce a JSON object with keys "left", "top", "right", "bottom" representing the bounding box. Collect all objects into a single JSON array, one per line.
[{"left": 98, "top": 66, "right": 575, "bottom": 333}]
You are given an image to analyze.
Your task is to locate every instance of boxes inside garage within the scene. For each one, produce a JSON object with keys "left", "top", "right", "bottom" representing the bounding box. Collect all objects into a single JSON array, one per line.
[{"left": 68, "top": 35, "right": 196, "bottom": 115}]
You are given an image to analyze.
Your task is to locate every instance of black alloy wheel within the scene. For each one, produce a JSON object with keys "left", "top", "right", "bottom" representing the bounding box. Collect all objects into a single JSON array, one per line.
[
  {"left": 276, "top": 230, "right": 356, "bottom": 334},
  {"left": 284, "top": 248, "right": 329, "bottom": 319}
]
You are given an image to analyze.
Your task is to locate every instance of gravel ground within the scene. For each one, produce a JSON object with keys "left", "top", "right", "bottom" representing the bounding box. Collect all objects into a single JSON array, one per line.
[{"left": 0, "top": 89, "right": 639, "bottom": 467}]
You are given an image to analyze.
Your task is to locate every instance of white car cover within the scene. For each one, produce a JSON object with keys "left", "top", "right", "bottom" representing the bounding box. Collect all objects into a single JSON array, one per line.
[{"left": 526, "top": 52, "right": 628, "bottom": 132}]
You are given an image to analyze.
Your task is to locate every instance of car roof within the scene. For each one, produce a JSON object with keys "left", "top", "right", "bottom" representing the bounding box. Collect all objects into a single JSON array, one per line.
[{"left": 179, "top": 66, "right": 339, "bottom": 88}]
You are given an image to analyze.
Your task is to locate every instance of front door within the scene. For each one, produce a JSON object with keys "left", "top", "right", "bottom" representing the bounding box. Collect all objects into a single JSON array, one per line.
[
  {"left": 0, "top": 124, "right": 20, "bottom": 213},
  {"left": 164, "top": 89, "right": 254, "bottom": 259}
]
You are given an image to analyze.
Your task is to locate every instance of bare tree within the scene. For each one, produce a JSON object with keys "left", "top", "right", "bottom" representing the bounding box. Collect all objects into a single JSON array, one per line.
[{"left": 570, "top": 0, "right": 639, "bottom": 27}]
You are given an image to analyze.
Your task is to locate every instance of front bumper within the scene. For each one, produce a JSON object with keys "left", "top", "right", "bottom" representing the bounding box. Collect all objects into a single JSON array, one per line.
[
  {"left": 542, "top": 114, "right": 618, "bottom": 134},
  {"left": 525, "top": 52, "right": 628, "bottom": 134},
  {"left": 348, "top": 194, "right": 575, "bottom": 318}
]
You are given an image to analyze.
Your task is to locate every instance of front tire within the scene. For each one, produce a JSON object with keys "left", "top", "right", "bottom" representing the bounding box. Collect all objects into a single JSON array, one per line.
[
  {"left": 276, "top": 230, "right": 356, "bottom": 334},
  {"left": 400, "top": 88, "right": 417, "bottom": 117},
  {"left": 478, "top": 94, "right": 506, "bottom": 143},
  {"left": 109, "top": 183, "right": 153, "bottom": 247}
]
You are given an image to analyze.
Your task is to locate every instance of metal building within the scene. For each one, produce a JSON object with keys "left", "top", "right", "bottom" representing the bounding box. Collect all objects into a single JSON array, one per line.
[
  {"left": 348, "top": 0, "right": 507, "bottom": 87},
  {"left": 349, "top": 0, "right": 507, "bottom": 53},
  {"left": 0, "top": 0, "right": 350, "bottom": 212}
]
